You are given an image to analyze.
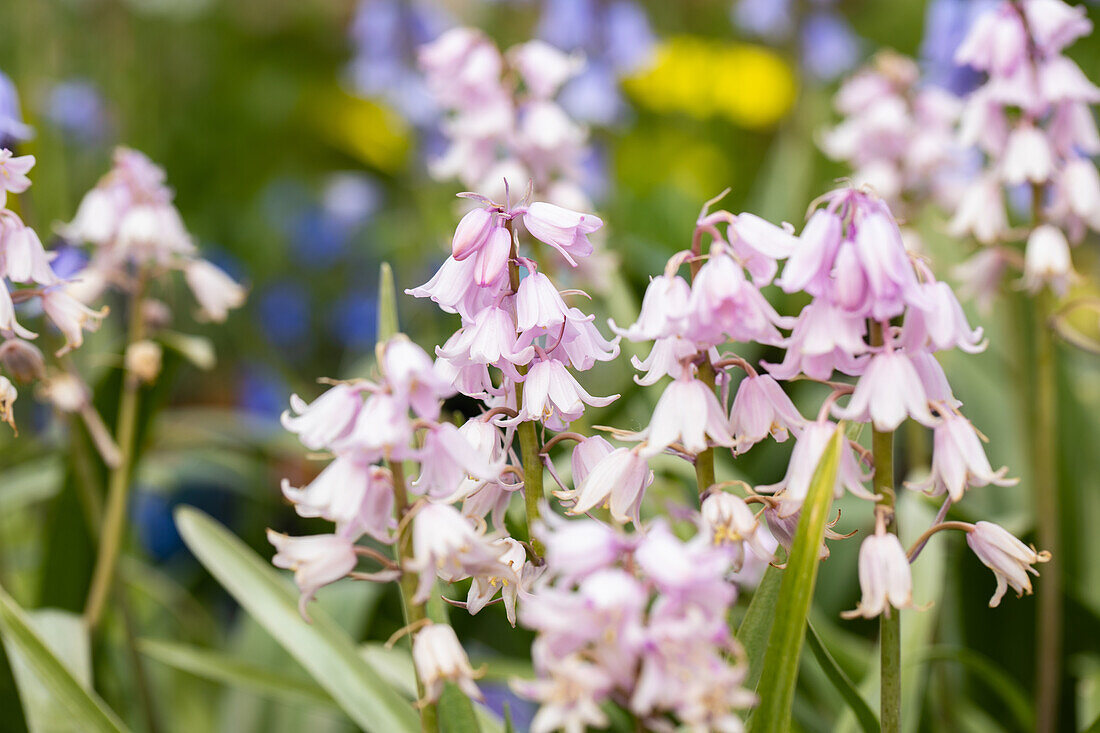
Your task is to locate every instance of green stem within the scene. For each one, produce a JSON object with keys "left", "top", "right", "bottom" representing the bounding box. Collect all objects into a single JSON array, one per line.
[
  {"left": 870, "top": 322, "right": 901, "bottom": 733},
  {"left": 390, "top": 460, "right": 439, "bottom": 733},
  {"left": 694, "top": 360, "right": 718, "bottom": 496},
  {"left": 506, "top": 220, "right": 545, "bottom": 555},
  {"left": 84, "top": 280, "right": 146, "bottom": 629},
  {"left": 1032, "top": 290, "right": 1062, "bottom": 733}
]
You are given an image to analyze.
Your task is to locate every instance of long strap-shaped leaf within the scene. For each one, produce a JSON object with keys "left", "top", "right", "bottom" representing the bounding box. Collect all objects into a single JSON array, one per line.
[
  {"left": 805, "top": 621, "right": 878, "bottom": 733},
  {"left": 0, "top": 585, "right": 128, "bottom": 733},
  {"left": 174, "top": 506, "right": 420, "bottom": 733},
  {"left": 750, "top": 426, "right": 843, "bottom": 733}
]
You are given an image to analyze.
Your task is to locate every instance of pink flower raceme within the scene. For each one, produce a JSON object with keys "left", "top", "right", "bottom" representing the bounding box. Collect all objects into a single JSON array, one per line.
[{"left": 412, "top": 624, "right": 484, "bottom": 704}]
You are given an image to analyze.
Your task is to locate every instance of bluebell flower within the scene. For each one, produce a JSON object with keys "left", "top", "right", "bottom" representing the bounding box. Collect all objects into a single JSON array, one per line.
[
  {"left": 331, "top": 293, "right": 379, "bottom": 350},
  {"left": 321, "top": 173, "right": 382, "bottom": 230},
  {"left": 47, "top": 244, "right": 89, "bottom": 281},
  {"left": 558, "top": 62, "right": 625, "bottom": 127},
  {"left": 538, "top": 0, "right": 599, "bottom": 54},
  {"left": 0, "top": 70, "right": 33, "bottom": 146},
  {"left": 237, "top": 362, "right": 291, "bottom": 419},
  {"left": 800, "top": 12, "right": 861, "bottom": 81},
  {"left": 291, "top": 206, "right": 350, "bottom": 268},
  {"left": 256, "top": 280, "right": 311, "bottom": 348},
  {"left": 44, "top": 80, "right": 108, "bottom": 143},
  {"left": 732, "top": 0, "right": 794, "bottom": 43},
  {"left": 920, "top": 0, "right": 996, "bottom": 94},
  {"left": 604, "top": 0, "right": 656, "bottom": 74}
]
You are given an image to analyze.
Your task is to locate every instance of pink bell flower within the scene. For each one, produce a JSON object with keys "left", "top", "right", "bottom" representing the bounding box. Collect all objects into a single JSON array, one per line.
[
  {"left": 777, "top": 209, "right": 843, "bottom": 296},
  {"left": 954, "top": 4, "right": 1028, "bottom": 76},
  {"left": 629, "top": 335, "right": 696, "bottom": 386},
  {"left": 900, "top": 280, "right": 986, "bottom": 354},
  {"left": 466, "top": 537, "right": 527, "bottom": 626},
  {"left": 451, "top": 206, "right": 496, "bottom": 261},
  {"left": 909, "top": 411, "right": 1016, "bottom": 502},
  {"left": 515, "top": 272, "right": 583, "bottom": 332},
  {"left": 336, "top": 390, "right": 414, "bottom": 457},
  {"left": 406, "top": 255, "right": 503, "bottom": 321},
  {"left": 412, "top": 623, "right": 485, "bottom": 704},
  {"left": 0, "top": 150, "right": 35, "bottom": 209},
  {"left": 1024, "top": 0, "right": 1092, "bottom": 54},
  {"left": 184, "top": 258, "right": 246, "bottom": 323},
  {"left": 267, "top": 531, "right": 358, "bottom": 619},
  {"left": 729, "top": 373, "right": 804, "bottom": 453},
  {"left": 841, "top": 531, "right": 915, "bottom": 619},
  {"left": 966, "top": 521, "right": 1051, "bottom": 607},
  {"left": 281, "top": 383, "right": 365, "bottom": 451},
  {"left": 700, "top": 492, "right": 773, "bottom": 571},
  {"left": 569, "top": 436, "right": 615, "bottom": 487},
  {"left": 522, "top": 201, "right": 603, "bottom": 266},
  {"left": 380, "top": 336, "right": 455, "bottom": 419},
  {"left": 40, "top": 289, "right": 107, "bottom": 356},
  {"left": 683, "top": 251, "right": 792, "bottom": 347},
  {"left": 507, "top": 40, "right": 580, "bottom": 99},
  {"left": 281, "top": 457, "right": 395, "bottom": 542},
  {"left": 545, "top": 308, "right": 620, "bottom": 371},
  {"left": 411, "top": 422, "right": 503, "bottom": 498},
  {"left": 514, "top": 656, "right": 612, "bottom": 733},
  {"left": 908, "top": 350, "right": 961, "bottom": 408},
  {"left": 514, "top": 357, "right": 617, "bottom": 430},
  {"left": 536, "top": 512, "right": 629, "bottom": 585},
  {"left": 436, "top": 304, "right": 534, "bottom": 371},
  {"left": 1001, "top": 123, "right": 1054, "bottom": 185},
  {"left": 637, "top": 376, "right": 735, "bottom": 457},
  {"left": 762, "top": 301, "right": 868, "bottom": 381},
  {"left": 0, "top": 216, "right": 58, "bottom": 285},
  {"left": 610, "top": 274, "right": 691, "bottom": 342},
  {"left": 406, "top": 502, "right": 509, "bottom": 603},
  {"left": 560, "top": 446, "right": 653, "bottom": 525},
  {"left": 832, "top": 349, "right": 940, "bottom": 431},
  {"left": 1023, "top": 224, "right": 1076, "bottom": 295},
  {"left": 760, "top": 419, "right": 875, "bottom": 517},
  {"left": 473, "top": 225, "right": 513, "bottom": 287}
]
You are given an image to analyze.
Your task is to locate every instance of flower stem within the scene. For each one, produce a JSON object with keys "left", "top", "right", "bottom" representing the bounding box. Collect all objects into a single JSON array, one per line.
[
  {"left": 389, "top": 459, "right": 439, "bottom": 733},
  {"left": 694, "top": 360, "right": 718, "bottom": 496},
  {"left": 84, "top": 279, "right": 146, "bottom": 629},
  {"left": 1032, "top": 289, "right": 1062, "bottom": 733},
  {"left": 506, "top": 220, "right": 545, "bottom": 555},
  {"left": 870, "top": 322, "right": 901, "bottom": 733}
]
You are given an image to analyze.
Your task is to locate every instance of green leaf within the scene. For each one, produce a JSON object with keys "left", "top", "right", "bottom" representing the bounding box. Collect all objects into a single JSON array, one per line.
[
  {"left": 805, "top": 621, "right": 878, "bottom": 733},
  {"left": 138, "top": 638, "right": 334, "bottom": 708},
  {"left": 750, "top": 426, "right": 844, "bottom": 733},
  {"left": 158, "top": 331, "right": 216, "bottom": 371},
  {"left": 378, "top": 262, "right": 400, "bottom": 340},
  {"left": 916, "top": 646, "right": 1034, "bottom": 732},
  {"left": 737, "top": 563, "right": 782, "bottom": 691},
  {"left": 173, "top": 506, "right": 419, "bottom": 733},
  {"left": 439, "top": 683, "right": 484, "bottom": 733},
  {"left": 0, "top": 586, "right": 128, "bottom": 733}
]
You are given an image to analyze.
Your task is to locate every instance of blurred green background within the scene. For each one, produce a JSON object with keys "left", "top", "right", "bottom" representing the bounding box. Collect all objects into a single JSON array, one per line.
[{"left": 1, "top": 0, "right": 1100, "bottom": 731}]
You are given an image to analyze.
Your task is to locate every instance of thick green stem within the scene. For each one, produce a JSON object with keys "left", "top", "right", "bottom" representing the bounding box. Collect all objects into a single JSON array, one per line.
[
  {"left": 870, "top": 322, "right": 901, "bottom": 733},
  {"left": 694, "top": 361, "right": 718, "bottom": 496},
  {"left": 1032, "top": 290, "right": 1062, "bottom": 733},
  {"left": 84, "top": 281, "right": 146, "bottom": 629},
  {"left": 390, "top": 460, "right": 439, "bottom": 733},
  {"left": 506, "top": 220, "right": 545, "bottom": 554}
]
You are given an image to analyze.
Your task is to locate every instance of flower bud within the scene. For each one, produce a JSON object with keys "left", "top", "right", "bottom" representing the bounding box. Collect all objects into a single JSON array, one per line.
[
  {"left": 125, "top": 340, "right": 163, "bottom": 384},
  {"left": 0, "top": 339, "right": 45, "bottom": 383},
  {"left": 1023, "top": 224, "right": 1075, "bottom": 295},
  {"left": 842, "top": 532, "right": 914, "bottom": 619},
  {"left": 40, "top": 373, "right": 90, "bottom": 413},
  {"left": 411, "top": 624, "right": 484, "bottom": 704},
  {"left": 451, "top": 207, "right": 495, "bottom": 261}
]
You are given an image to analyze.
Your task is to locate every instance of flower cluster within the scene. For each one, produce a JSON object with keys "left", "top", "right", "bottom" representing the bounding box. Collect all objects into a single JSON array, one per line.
[
  {"left": 63, "top": 147, "right": 246, "bottom": 323},
  {"left": 0, "top": 149, "right": 108, "bottom": 428},
  {"left": 947, "top": 0, "right": 1099, "bottom": 301},
  {"left": 515, "top": 516, "right": 755, "bottom": 733},
  {"left": 820, "top": 50, "right": 964, "bottom": 230}
]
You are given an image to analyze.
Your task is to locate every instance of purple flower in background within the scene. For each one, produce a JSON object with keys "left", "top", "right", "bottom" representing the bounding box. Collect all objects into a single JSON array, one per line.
[
  {"left": 257, "top": 281, "right": 311, "bottom": 348},
  {"left": 237, "top": 363, "right": 291, "bottom": 419},
  {"left": 920, "top": 0, "right": 996, "bottom": 94},
  {"left": 321, "top": 173, "right": 382, "bottom": 229},
  {"left": 0, "top": 70, "right": 33, "bottom": 145},
  {"left": 331, "top": 292, "right": 379, "bottom": 350},
  {"left": 291, "top": 206, "right": 350, "bottom": 268},
  {"left": 44, "top": 80, "right": 108, "bottom": 143},
  {"left": 733, "top": 0, "right": 794, "bottom": 41},
  {"left": 801, "top": 12, "right": 861, "bottom": 81}
]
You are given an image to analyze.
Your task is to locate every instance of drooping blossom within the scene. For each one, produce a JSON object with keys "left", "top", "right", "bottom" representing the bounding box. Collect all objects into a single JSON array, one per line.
[
  {"left": 909, "top": 411, "right": 1016, "bottom": 502},
  {"left": 966, "top": 521, "right": 1051, "bottom": 607},
  {"left": 267, "top": 531, "right": 359, "bottom": 618},
  {"left": 842, "top": 531, "right": 916, "bottom": 619},
  {"left": 412, "top": 623, "right": 484, "bottom": 704}
]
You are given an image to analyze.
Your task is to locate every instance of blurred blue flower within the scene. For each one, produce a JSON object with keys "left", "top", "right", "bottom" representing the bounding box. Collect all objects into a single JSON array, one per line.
[
  {"left": 291, "top": 206, "right": 350, "bottom": 268},
  {"left": 133, "top": 484, "right": 238, "bottom": 561},
  {"left": 44, "top": 80, "right": 108, "bottom": 143},
  {"left": 348, "top": 0, "right": 451, "bottom": 127},
  {"left": 604, "top": 0, "right": 656, "bottom": 73},
  {"left": 801, "top": 12, "right": 861, "bottom": 81},
  {"left": 921, "top": 0, "right": 995, "bottom": 94},
  {"left": 256, "top": 280, "right": 311, "bottom": 348},
  {"left": 321, "top": 172, "right": 382, "bottom": 230},
  {"left": 48, "top": 244, "right": 89, "bottom": 280},
  {"left": 539, "top": 0, "right": 599, "bottom": 55},
  {"left": 237, "top": 362, "right": 291, "bottom": 419},
  {"left": 559, "top": 62, "right": 625, "bottom": 127},
  {"left": 331, "top": 293, "right": 379, "bottom": 350},
  {"left": 0, "top": 70, "right": 33, "bottom": 147},
  {"left": 481, "top": 683, "right": 537, "bottom": 732},
  {"left": 732, "top": 0, "right": 794, "bottom": 43}
]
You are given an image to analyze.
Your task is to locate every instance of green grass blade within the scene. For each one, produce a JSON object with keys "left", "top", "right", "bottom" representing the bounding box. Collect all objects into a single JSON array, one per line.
[
  {"left": 0, "top": 586, "right": 128, "bottom": 733},
  {"left": 750, "top": 426, "right": 843, "bottom": 733},
  {"left": 378, "top": 262, "right": 400, "bottom": 340},
  {"left": 805, "top": 621, "right": 878, "bottom": 733},
  {"left": 174, "top": 506, "right": 419, "bottom": 733},
  {"left": 737, "top": 563, "right": 782, "bottom": 691}
]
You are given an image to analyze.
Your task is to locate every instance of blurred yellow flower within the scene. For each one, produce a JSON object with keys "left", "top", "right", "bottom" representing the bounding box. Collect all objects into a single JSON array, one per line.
[
  {"left": 314, "top": 91, "right": 411, "bottom": 173},
  {"left": 624, "top": 36, "right": 798, "bottom": 128}
]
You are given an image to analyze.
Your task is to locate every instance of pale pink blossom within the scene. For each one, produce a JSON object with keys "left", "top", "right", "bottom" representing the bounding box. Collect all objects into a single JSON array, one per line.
[
  {"left": 763, "top": 300, "right": 868, "bottom": 381},
  {"left": 412, "top": 624, "right": 484, "bottom": 703},
  {"left": 777, "top": 209, "right": 842, "bottom": 296},
  {"left": 841, "top": 532, "right": 914, "bottom": 619},
  {"left": 954, "top": 5, "right": 1027, "bottom": 76},
  {"left": 700, "top": 492, "right": 772, "bottom": 570},
  {"left": 760, "top": 419, "right": 875, "bottom": 517},
  {"left": 536, "top": 512, "right": 628, "bottom": 585},
  {"left": 466, "top": 537, "right": 527, "bottom": 626},
  {"left": 516, "top": 272, "right": 581, "bottom": 332},
  {"left": 406, "top": 255, "right": 502, "bottom": 320},
  {"left": 684, "top": 250, "right": 792, "bottom": 346},
  {"left": 406, "top": 502, "right": 508, "bottom": 603},
  {"left": 436, "top": 304, "right": 534, "bottom": 371},
  {"left": 451, "top": 207, "right": 496, "bottom": 261},
  {"left": 832, "top": 349, "right": 940, "bottom": 431},
  {"left": 280, "top": 383, "right": 365, "bottom": 451},
  {"left": 411, "top": 422, "right": 503, "bottom": 498},
  {"left": 514, "top": 656, "right": 612, "bottom": 733},
  {"left": 508, "top": 41, "right": 580, "bottom": 99},
  {"left": 184, "top": 258, "right": 246, "bottom": 322},
  {"left": 41, "top": 289, "right": 107, "bottom": 355},
  {"left": 851, "top": 204, "right": 925, "bottom": 320},
  {"left": 473, "top": 225, "right": 512, "bottom": 287},
  {"left": 267, "top": 531, "right": 358, "bottom": 618},
  {"left": 1, "top": 216, "right": 58, "bottom": 285},
  {"left": 336, "top": 391, "right": 413, "bottom": 456},
  {"left": 545, "top": 308, "right": 620, "bottom": 371},
  {"left": 966, "top": 521, "right": 1050, "bottom": 607},
  {"left": 1000, "top": 124, "right": 1054, "bottom": 185},
  {"left": 1039, "top": 55, "right": 1100, "bottom": 105},
  {"left": 729, "top": 373, "right": 804, "bottom": 453},
  {"left": 1023, "top": 224, "right": 1076, "bottom": 295},
  {"left": 909, "top": 350, "right": 961, "bottom": 408},
  {"left": 611, "top": 274, "right": 690, "bottom": 342},
  {"left": 419, "top": 28, "right": 504, "bottom": 107},
  {"left": 0, "top": 150, "right": 34, "bottom": 208},
  {"left": 1024, "top": 0, "right": 1092, "bottom": 54},
  {"left": 380, "top": 336, "right": 454, "bottom": 419},
  {"left": 522, "top": 202, "right": 603, "bottom": 266},
  {"left": 629, "top": 335, "right": 696, "bottom": 385},
  {"left": 514, "top": 357, "right": 617, "bottom": 430},
  {"left": 901, "top": 280, "right": 986, "bottom": 354},
  {"left": 281, "top": 457, "right": 394, "bottom": 541},
  {"left": 638, "top": 376, "right": 735, "bottom": 457},
  {"left": 569, "top": 435, "right": 615, "bottom": 488},
  {"left": 909, "top": 412, "right": 1015, "bottom": 502},
  {"left": 560, "top": 446, "right": 652, "bottom": 524}
]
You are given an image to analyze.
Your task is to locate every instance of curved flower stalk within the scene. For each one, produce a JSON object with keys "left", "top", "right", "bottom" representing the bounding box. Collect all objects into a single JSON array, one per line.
[{"left": 69, "top": 147, "right": 247, "bottom": 628}]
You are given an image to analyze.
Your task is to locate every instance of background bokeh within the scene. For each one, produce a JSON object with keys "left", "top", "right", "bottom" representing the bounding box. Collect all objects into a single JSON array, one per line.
[{"left": 1, "top": 1, "right": 1100, "bottom": 731}]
